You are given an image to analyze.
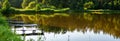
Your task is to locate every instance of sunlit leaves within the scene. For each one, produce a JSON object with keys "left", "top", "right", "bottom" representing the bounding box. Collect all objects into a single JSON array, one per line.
[
  {"left": 22, "top": 0, "right": 28, "bottom": 8},
  {"left": 2, "top": 0, "right": 10, "bottom": 9},
  {"left": 25, "top": 1, "right": 36, "bottom": 9},
  {"left": 0, "top": 13, "right": 23, "bottom": 41},
  {"left": 84, "top": 1, "right": 94, "bottom": 10}
]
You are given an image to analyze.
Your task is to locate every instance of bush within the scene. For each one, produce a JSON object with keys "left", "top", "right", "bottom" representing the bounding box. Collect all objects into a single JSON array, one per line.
[
  {"left": 22, "top": 0, "right": 27, "bottom": 9},
  {"left": 1, "top": 0, "right": 15, "bottom": 14},
  {"left": 108, "top": 0, "right": 120, "bottom": 10},
  {"left": 0, "top": 13, "right": 23, "bottom": 41},
  {"left": 84, "top": 1, "right": 94, "bottom": 10},
  {"left": 2, "top": 0, "right": 10, "bottom": 10},
  {"left": 25, "top": 1, "right": 36, "bottom": 9},
  {"left": 35, "top": 3, "right": 42, "bottom": 11}
]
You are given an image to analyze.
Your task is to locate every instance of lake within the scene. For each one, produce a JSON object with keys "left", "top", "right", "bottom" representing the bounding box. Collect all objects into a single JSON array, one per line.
[{"left": 7, "top": 12, "right": 120, "bottom": 41}]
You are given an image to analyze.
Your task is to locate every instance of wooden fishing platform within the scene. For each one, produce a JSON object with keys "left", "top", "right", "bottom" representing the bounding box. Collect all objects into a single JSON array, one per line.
[{"left": 8, "top": 20, "right": 44, "bottom": 36}]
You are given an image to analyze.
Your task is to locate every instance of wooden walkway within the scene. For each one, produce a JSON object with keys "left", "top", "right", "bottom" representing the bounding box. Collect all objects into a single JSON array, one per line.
[
  {"left": 20, "top": 33, "right": 44, "bottom": 36},
  {"left": 10, "top": 24, "right": 37, "bottom": 27},
  {"left": 8, "top": 20, "right": 44, "bottom": 36}
]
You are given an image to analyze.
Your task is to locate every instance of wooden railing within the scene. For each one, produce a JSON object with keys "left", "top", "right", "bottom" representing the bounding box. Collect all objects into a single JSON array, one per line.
[{"left": 8, "top": 20, "right": 44, "bottom": 36}]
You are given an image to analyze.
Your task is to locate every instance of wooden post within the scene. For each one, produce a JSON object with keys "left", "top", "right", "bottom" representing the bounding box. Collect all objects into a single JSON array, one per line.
[
  {"left": 12, "top": 26, "right": 16, "bottom": 34},
  {"left": 22, "top": 30, "right": 25, "bottom": 34},
  {"left": 22, "top": 26, "right": 25, "bottom": 34},
  {"left": 32, "top": 30, "right": 36, "bottom": 33}
]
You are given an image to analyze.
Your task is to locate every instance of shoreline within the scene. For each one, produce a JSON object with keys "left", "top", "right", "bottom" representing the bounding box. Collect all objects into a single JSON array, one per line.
[{"left": 11, "top": 9, "right": 120, "bottom": 14}]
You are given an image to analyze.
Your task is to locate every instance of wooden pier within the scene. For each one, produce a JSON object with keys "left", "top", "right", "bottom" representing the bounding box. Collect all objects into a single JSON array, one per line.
[{"left": 8, "top": 20, "right": 44, "bottom": 36}]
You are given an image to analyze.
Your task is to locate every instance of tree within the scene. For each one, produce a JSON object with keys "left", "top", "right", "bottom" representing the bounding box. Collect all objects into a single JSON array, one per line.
[
  {"left": 25, "top": 1, "right": 36, "bottom": 9},
  {"left": 22, "top": 0, "right": 28, "bottom": 8},
  {"left": 2, "top": 0, "right": 10, "bottom": 10},
  {"left": 1, "top": 0, "right": 12, "bottom": 14},
  {"left": 9, "top": 0, "right": 23, "bottom": 8},
  {"left": 36, "top": 3, "right": 42, "bottom": 11},
  {"left": 84, "top": 1, "right": 94, "bottom": 10},
  {"left": 0, "top": 1, "right": 2, "bottom": 8},
  {"left": 42, "top": 0, "right": 45, "bottom": 4},
  {"left": 47, "top": 0, "right": 85, "bottom": 10}
]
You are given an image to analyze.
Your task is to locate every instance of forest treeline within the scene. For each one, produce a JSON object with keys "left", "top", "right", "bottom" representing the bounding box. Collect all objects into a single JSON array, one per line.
[{"left": 0, "top": 0, "right": 120, "bottom": 10}]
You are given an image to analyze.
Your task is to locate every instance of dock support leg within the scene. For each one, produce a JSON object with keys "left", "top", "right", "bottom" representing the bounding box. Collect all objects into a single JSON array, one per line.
[{"left": 32, "top": 30, "right": 36, "bottom": 33}]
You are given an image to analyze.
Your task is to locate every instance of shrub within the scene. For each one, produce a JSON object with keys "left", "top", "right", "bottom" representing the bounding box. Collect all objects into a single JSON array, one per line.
[
  {"left": 25, "top": 1, "right": 36, "bottom": 9},
  {"left": 35, "top": 3, "right": 42, "bottom": 11},
  {"left": 84, "top": 1, "right": 94, "bottom": 10},
  {"left": 1, "top": 0, "right": 15, "bottom": 14},
  {"left": 0, "top": 13, "right": 23, "bottom": 41}
]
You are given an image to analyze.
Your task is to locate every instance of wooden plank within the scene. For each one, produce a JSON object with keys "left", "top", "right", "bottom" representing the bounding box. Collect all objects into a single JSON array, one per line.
[
  {"left": 12, "top": 29, "right": 39, "bottom": 31},
  {"left": 19, "top": 33, "right": 44, "bottom": 36},
  {"left": 10, "top": 24, "right": 37, "bottom": 27},
  {"left": 8, "top": 20, "right": 24, "bottom": 24}
]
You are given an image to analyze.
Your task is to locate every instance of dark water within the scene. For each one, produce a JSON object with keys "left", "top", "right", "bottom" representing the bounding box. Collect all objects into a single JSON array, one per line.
[{"left": 7, "top": 13, "right": 120, "bottom": 41}]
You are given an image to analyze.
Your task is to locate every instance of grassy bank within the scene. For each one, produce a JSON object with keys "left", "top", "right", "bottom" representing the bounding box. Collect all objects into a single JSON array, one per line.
[{"left": 0, "top": 13, "right": 23, "bottom": 41}]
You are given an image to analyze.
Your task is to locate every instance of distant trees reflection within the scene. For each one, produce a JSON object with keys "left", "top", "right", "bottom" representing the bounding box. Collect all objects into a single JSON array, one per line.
[{"left": 9, "top": 13, "right": 120, "bottom": 38}]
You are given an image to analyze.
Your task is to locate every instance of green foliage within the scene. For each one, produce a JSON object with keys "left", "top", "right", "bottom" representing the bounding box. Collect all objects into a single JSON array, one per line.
[
  {"left": 0, "top": 13, "right": 23, "bottom": 41},
  {"left": 84, "top": 1, "right": 94, "bottom": 10},
  {"left": 1, "top": 0, "right": 15, "bottom": 14},
  {"left": 2, "top": 0, "right": 10, "bottom": 10},
  {"left": 25, "top": 1, "right": 36, "bottom": 9},
  {"left": 9, "top": 0, "right": 22, "bottom": 8},
  {"left": 0, "top": 0, "right": 120, "bottom": 12},
  {"left": 107, "top": 0, "right": 120, "bottom": 10},
  {"left": 42, "top": 0, "right": 45, "bottom": 4},
  {"left": 0, "top": 26, "right": 23, "bottom": 41},
  {"left": 47, "top": 0, "right": 84, "bottom": 10},
  {"left": 0, "top": 1, "right": 2, "bottom": 8},
  {"left": 0, "top": 13, "right": 7, "bottom": 25},
  {"left": 22, "top": 0, "right": 28, "bottom": 8},
  {"left": 36, "top": 3, "right": 42, "bottom": 11}
]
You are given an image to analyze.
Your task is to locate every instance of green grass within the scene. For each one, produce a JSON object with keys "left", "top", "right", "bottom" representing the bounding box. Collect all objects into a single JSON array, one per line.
[{"left": 0, "top": 13, "right": 23, "bottom": 41}]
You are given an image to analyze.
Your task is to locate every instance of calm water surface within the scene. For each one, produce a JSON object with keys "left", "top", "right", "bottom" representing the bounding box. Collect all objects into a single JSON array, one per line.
[{"left": 7, "top": 13, "right": 120, "bottom": 41}]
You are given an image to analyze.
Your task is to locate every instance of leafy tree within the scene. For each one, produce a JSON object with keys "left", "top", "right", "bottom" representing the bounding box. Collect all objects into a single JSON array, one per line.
[
  {"left": 84, "top": 1, "right": 94, "bottom": 10},
  {"left": 2, "top": 0, "right": 10, "bottom": 10},
  {"left": 0, "top": 13, "right": 23, "bottom": 41},
  {"left": 22, "top": 0, "right": 28, "bottom": 8},
  {"left": 0, "top": 1, "right": 2, "bottom": 8},
  {"left": 1, "top": 0, "right": 120, "bottom": 10},
  {"left": 9, "top": 0, "right": 22, "bottom": 8},
  {"left": 42, "top": 0, "right": 45, "bottom": 4},
  {"left": 107, "top": 0, "right": 120, "bottom": 10},
  {"left": 36, "top": 3, "right": 42, "bottom": 11},
  {"left": 1, "top": 0, "right": 13, "bottom": 14},
  {"left": 25, "top": 1, "right": 36, "bottom": 9}
]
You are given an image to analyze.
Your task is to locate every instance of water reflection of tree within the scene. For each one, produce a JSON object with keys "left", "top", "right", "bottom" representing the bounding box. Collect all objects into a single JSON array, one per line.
[
  {"left": 24, "top": 36, "right": 43, "bottom": 41},
  {"left": 40, "top": 25, "right": 68, "bottom": 34},
  {"left": 9, "top": 13, "right": 120, "bottom": 38}
]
